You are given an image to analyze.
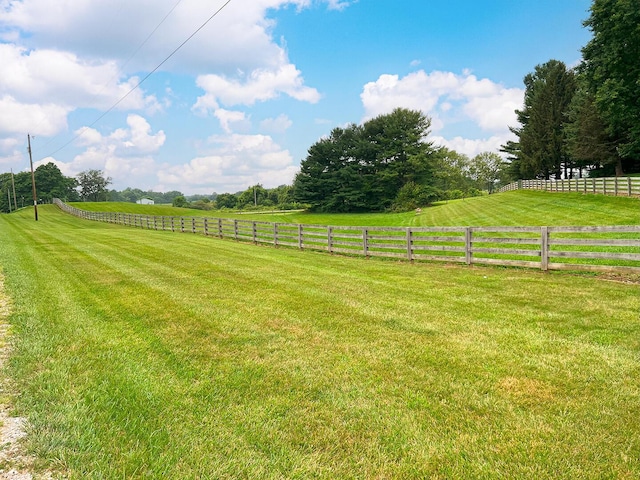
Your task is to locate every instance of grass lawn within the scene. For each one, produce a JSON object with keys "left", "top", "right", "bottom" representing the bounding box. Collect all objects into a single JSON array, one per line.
[
  {"left": 0, "top": 205, "right": 639, "bottom": 479},
  {"left": 71, "top": 190, "right": 640, "bottom": 227}
]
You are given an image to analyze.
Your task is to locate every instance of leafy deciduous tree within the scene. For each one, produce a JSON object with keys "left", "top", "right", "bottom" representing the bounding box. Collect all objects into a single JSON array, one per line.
[{"left": 77, "top": 170, "right": 111, "bottom": 202}]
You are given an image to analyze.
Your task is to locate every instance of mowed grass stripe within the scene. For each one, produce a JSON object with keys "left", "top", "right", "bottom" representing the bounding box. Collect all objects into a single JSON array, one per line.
[
  {"left": 0, "top": 205, "right": 639, "bottom": 479},
  {"left": 71, "top": 190, "right": 640, "bottom": 226}
]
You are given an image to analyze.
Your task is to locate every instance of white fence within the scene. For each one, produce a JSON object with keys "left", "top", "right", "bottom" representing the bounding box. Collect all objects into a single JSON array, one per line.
[{"left": 500, "top": 176, "right": 640, "bottom": 196}]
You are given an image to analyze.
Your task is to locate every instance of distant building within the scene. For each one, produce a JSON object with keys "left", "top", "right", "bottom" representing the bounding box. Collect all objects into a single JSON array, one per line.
[{"left": 136, "top": 198, "right": 154, "bottom": 205}]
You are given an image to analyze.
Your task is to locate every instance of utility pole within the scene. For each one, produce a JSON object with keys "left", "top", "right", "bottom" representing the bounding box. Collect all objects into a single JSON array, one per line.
[
  {"left": 28, "top": 134, "right": 38, "bottom": 221},
  {"left": 11, "top": 168, "right": 17, "bottom": 211}
]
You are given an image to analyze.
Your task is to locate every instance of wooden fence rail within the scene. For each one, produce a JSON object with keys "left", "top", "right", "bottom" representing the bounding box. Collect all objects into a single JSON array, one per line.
[
  {"left": 53, "top": 199, "right": 640, "bottom": 274},
  {"left": 499, "top": 176, "right": 640, "bottom": 196}
]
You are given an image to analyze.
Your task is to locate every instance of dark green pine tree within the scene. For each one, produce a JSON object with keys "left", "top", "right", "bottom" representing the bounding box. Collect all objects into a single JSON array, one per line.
[
  {"left": 504, "top": 60, "right": 576, "bottom": 179},
  {"left": 579, "top": 0, "right": 640, "bottom": 174}
]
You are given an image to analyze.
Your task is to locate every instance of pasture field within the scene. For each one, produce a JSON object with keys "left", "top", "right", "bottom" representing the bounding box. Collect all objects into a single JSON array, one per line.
[
  {"left": 0, "top": 205, "right": 639, "bottom": 478},
  {"left": 71, "top": 190, "right": 640, "bottom": 226}
]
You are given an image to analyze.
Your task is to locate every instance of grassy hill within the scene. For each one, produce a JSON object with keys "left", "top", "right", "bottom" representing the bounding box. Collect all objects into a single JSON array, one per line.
[
  {"left": 0, "top": 205, "right": 638, "bottom": 478},
  {"left": 70, "top": 190, "right": 640, "bottom": 226}
]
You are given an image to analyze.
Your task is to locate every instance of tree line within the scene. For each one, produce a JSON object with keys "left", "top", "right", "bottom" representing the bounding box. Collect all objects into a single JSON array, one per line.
[
  {"left": 291, "top": 108, "right": 505, "bottom": 212},
  {"left": 503, "top": 0, "right": 640, "bottom": 180}
]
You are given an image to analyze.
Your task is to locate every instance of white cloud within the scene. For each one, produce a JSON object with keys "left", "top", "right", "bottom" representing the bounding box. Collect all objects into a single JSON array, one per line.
[
  {"left": 260, "top": 114, "right": 293, "bottom": 133},
  {"left": 0, "top": 44, "right": 159, "bottom": 112},
  {"left": 156, "top": 133, "right": 296, "bottom": 193},
  {"left": 326, "top": 0, "right": 355, "bottom": 11},
  {"left": 0, "top": 94, "right": 70, "bottom": 136},
  {"left": 0, "top": 1, "right": 342, "bottom": 77},
  {"left": 432, "top": 134, "right": 514, "bottom": 159},
  {"left": 193, "top": 63, "right": 320, "bottom": 114},
  {"left": 361, "top": 70, "right": 524, "bottom": 136},
  {"left": 37, "top": 114, "right": 165, "bottom": 189},
  {"left": 214, "top": 109, "right": 251, "bottom": 134}
]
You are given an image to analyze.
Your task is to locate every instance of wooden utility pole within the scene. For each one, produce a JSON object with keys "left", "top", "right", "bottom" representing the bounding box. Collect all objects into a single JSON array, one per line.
[
  {"left": 11, "top": 169, "right": 17, "bottom": 211},
  {"left": 28, "top": 134, "right": 38, "bottom": 221}
]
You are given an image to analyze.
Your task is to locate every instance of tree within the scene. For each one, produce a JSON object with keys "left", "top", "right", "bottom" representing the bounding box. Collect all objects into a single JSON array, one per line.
[
  {"left": 504, "top": 60, "right": 576, "bottom": 179},
  {"left": 469, "top": 152, "right": 506, "bottom": 193},
  {"left": 237, "top": 184, "right": 269, "bottom": 209},
  {"left": 293, "top": 108, "right": 437, "bottom": 212},
  {"left": 579, "top": 0, "right": 640, "bottom": 173},
  {"left": 34, "top": 162, "right": 78, "bottom": 202},
  {"left": 432, "top": 147, "right": 475, "bottom": 196},
  {"left": 293, "top": 124, "right": 370, "bottom": 212},
  {"left": 172, "top": 195, "right": 188, "bottom": 208},
  {"left": 215, "top": 193, "right": 237, "bottom": 209},
  {"left": 77, "top": 170, "right": 111, "bottom": 202},
  {"left": 362, "top": 108, "right": 435, "bottom": 209},
  {"left": 564, "top": 83, "right": 619, "bottom": 174}
]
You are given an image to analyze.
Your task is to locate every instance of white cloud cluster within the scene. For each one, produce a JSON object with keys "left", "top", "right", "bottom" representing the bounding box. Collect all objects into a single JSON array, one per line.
[
  {"left": 0, "top": 0, "right": 325, "bottom": 192},
  {"left": 38, "top": 114, "right": 165, "bottom": 188},
  {"left": 360, "top": 70, "right": 523, "bottom": 157},
  {"left": 193, "top": 64, "right": 320, "bottom": 114},
  {"left": 0, "top": 42, "right": 159, "bottom": 158},
  {"left": 156, "top": 133, "right": 297, "bottom": 194}
]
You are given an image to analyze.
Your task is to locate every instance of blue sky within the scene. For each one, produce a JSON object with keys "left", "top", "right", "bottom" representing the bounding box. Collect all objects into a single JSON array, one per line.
[{"left": 0, "top": 0, "right": 592, "bottom": 194}]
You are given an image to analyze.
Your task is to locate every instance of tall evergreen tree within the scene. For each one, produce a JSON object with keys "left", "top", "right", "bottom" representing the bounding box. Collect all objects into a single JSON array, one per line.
[
  {"left": 579, "top": 0, "right": 640, "bottom": 174},
  {"left": 504, "top": 60, "right": 576, "bottom": 179},
  {"left": 564, "top": 82, "right": 619, "bottom": 174}
]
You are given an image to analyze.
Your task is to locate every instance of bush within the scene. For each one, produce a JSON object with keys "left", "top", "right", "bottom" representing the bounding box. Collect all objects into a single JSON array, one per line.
[
  {"left": 391, "top": 182, "right": 442, "bottom": 211},
  {"left": 172, "top": 195, "right": 188, "bottom": 208}
]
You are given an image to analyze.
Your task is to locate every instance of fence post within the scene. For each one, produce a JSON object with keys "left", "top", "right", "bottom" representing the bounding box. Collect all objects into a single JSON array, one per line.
[
  {"left": 363, "top": 228, "right": 369, "bottom": 258},
  {"left": 218, "top": 218, "right": 223, "bottom": 238},
  {"left": 171, "top": 217, "right": 175, "bottom": 232},
  {"left": 540, "top": 226, "right": 549, "bottom": 271},
  {"left": 614, "top": 176, "right": 619, "bottom": 196},
  {"left": 204, "top": 218, "right": 208, "bottom": 236},
  {"left": 234, "top": 220, "right": 238, "bottom": 241},
  {"left": 592, "top": 178, "right": 596, "bottom": 194},
  {"left": 192, "top": 218, "right": 196, "bottom": 234},
  {"left": 252, "top": 221, "right": 257, "bottom": 244},
  {"left": 406, "top": 228, "right": 413, "bottom": 261},
  {"left": 298, "top": 224, "right": 303, "bottom": 249},
  {"left": 274, "top": 223, "right": 278, "bottom": 247},
  {"left": 465, "top": 227, "right": 472, "bottom": 266},
  {"left": 328, "top": 226, "right": 333, "bottom": 253},
  {"left": 628, "top": 177, "right": 632, "bottom": 196}
]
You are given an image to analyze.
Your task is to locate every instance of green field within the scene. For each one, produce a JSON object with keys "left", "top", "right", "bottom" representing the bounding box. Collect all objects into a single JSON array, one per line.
[
  {"left": 72, "top": 190, "right": 640, "bottom": 226},
  {"left": 0, "top": 194, "right": 639, "bottom": 478}
]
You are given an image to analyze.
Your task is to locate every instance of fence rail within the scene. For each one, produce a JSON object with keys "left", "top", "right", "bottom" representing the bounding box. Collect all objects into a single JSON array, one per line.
[
  {"left": 499, "top": 176, "right": 640, "bottom": 196},
  {"left": 54, "top": 199, "right": 640, "bottom": 274}
]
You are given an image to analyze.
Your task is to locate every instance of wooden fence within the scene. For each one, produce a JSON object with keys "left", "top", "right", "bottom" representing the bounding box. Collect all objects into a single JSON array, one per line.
[
  {"left": 53, "top": 199, "right": 640, "bottom": 274},
  {"left": 499, "top": 176, "right": 640, "bottom": 196}
]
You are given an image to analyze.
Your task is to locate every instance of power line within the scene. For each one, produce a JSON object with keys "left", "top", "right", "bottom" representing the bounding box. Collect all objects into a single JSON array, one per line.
[
  {"left": 32, "top": 0, "right": 186, "bottom": 156},
  {"left": 40, "top": 0, "right": 233, "bottom": 161}
]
